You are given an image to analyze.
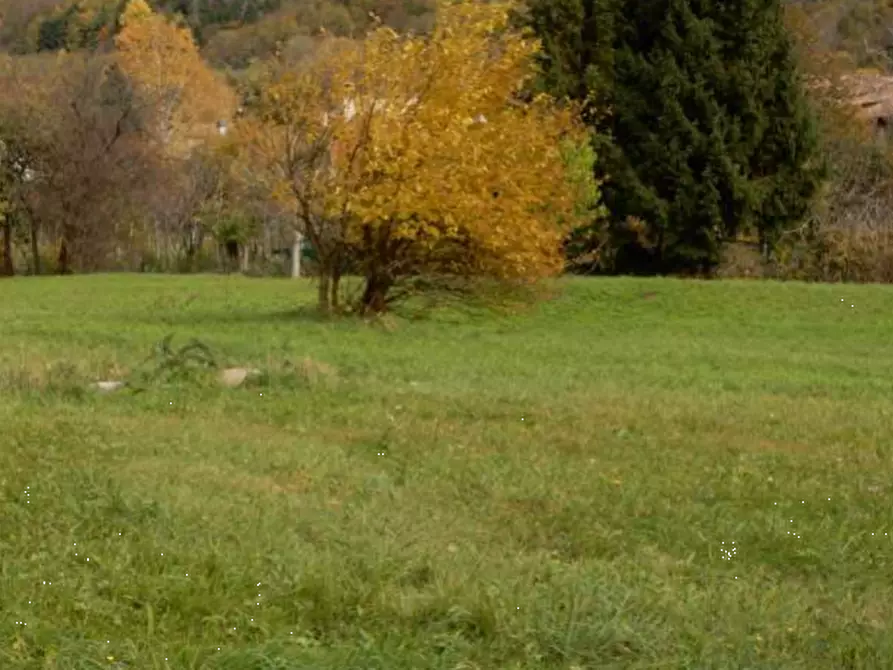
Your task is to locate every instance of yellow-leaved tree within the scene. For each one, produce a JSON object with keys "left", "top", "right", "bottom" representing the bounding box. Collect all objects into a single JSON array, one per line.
[
  {"left": 232, "top": 0, "right": 599, "bottom": 314},
  {"left": 114, "top": 0, "right": 236, "bottom": 157}
]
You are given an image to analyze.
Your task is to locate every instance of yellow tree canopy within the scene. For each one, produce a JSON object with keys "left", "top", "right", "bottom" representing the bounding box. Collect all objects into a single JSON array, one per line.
[
  {"left": 234, "top": 0, "right": 598, "bottom": 312},
  {"left": 114, "top": 0, "right": 236, "bottom": 156}
]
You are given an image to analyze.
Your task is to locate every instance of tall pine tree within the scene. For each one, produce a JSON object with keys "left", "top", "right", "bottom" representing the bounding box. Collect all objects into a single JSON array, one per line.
[{"left": 522, "top": 0, "right": 824, "bottom": 275}]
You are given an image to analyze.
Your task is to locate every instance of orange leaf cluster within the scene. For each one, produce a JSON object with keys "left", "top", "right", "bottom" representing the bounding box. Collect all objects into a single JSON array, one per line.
[
  {"left": 114, "top": 0, "right": 236, "bottom": 156},
  {"left": 232, "top": 0, "right": 595, "bottom": 310}
]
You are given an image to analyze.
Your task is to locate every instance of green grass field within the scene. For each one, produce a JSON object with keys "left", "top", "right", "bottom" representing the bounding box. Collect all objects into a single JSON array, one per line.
[{"left": 2, "top": 274, "right": 893, "bottom": 669}]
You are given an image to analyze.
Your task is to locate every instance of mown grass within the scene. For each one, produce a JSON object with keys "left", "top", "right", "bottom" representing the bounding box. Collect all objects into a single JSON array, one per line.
[{"left": 1, "top": 274, "right": 893, "bottom": 669}]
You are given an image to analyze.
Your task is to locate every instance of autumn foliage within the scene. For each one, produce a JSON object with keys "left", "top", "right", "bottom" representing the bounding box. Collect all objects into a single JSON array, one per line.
[
  {"left": 231, "top": 0, "right": 597, "bottom": 313},
  {"left": 115, "top": 0, "right": 236, "bottom": 156},
  {"left": 0, "top": 0, "right": 239, "bottom": 276}
]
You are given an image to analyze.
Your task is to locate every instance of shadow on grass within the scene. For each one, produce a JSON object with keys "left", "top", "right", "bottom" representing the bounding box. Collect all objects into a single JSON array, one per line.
[
  {"left": 142, "top": 278, "right": 562, "bottom": 329},
  {"left": 150, "top": 306, "right": 337, "bottom": 328}
]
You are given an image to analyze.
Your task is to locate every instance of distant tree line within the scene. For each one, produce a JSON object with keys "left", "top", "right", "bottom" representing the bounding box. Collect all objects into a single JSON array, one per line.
[
  {"left": 3, "top": 0, "right": 893, "bottom": 309},
  {"left": 0, "top": 0, "right": 436, "bottom": 56},
  {"left": 0, "top": 0, "right": 597, "bottom": 316}
]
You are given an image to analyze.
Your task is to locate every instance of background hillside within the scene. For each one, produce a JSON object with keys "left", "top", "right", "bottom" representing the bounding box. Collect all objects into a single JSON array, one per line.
[
  {"left": 5, "top": 0, "right": 893, "bottom": 70},
  {"left": 0, "top": 0, "right": 435, "bottom": 67}
]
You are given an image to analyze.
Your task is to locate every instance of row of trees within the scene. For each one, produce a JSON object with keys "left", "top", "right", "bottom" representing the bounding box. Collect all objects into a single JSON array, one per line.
[
  {"left": 0, "top": 0, "right": 243, "bottom": 275},
  {"left": 3, "top": 0, "right": 892, "bottom": 310},
  {"left": 0, "top": 0, "right": 436, "bottom": 57},
  {"left": 1, "top": 0, "right": 600, "bottom": 313}
]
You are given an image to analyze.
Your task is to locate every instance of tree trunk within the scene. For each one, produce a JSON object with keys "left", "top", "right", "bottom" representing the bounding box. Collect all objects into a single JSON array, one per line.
[
  {"left": 153, "top": 220, "right": 163, "bottom": 265},
  {"left": 263, "top": 219, "right": 273, "bottom": 267},
  {"left": 331, "top": 267, "right": 342, "bottom": 312},
  {"left": 758, "top": 231, "right": 772, "bottom": 264},
  {"left": 1, "top": 220, "right": 14, "bottom": 276},
  {"left": 291, "top": 231, "right": 302, "bottom": 278},
  {"left": 57, "top": 236, "right": 71, "bottom": 275},
  {"left": 184, "top": 244, "right": 196, "bottom": 273},
  {"left": 360, "top": 275, "right": 392, "bottom": 314},
  {"left": 30, "top": 219, "right": 40, "bottom": 275},
  {"left": 224, "top": 240, "right": 239, "bottom": 273},
  {"left": 182, "top": 222, "right": 199, "bottom": 272},
  {"left": 317, "top": 268, "right": 331, "bottom": 314}
]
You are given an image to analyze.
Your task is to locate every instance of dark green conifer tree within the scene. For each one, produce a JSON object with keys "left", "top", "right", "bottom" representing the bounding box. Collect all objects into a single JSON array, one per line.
[{"left": 522, "top": 0, "right": 824, "bottom": 275}]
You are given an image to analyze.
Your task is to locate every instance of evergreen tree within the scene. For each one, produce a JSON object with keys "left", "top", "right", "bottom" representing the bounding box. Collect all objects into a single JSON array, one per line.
[
  {"left": 522, "top": 0, "right": 824, "bottom": 275},
  {"left": 37, "top": 6, "right": 78, "bottom": 52}
]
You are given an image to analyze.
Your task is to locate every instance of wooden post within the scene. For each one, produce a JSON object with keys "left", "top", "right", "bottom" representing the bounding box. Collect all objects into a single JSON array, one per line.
[
  {"left": 291, "top": 231, "right": 303, "bottom": 278},
  {"left": 241, "top": 243, "right": 250, "bottom": 273}
]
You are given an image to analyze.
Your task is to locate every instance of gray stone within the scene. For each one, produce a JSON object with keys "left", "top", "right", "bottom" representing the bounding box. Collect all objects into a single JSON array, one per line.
[
  {"left": 93, "top": 381, "right": 126, "bottom": 393},
  {"left": 220, "top": 367, "right": 261, "bottom": 388}
]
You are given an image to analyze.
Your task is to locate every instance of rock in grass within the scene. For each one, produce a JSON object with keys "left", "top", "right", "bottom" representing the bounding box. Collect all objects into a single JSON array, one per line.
[
  {"left": 220, "top": 367, "right": 261, "bottom": 388},
  {"left": 93, "top": 381, "right": 126, "bottom": 393}
]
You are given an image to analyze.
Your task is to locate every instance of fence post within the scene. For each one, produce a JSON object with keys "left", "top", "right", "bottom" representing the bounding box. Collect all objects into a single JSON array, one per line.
[{"left": 291, "top": 231, "right": 303, "bottom": 278}]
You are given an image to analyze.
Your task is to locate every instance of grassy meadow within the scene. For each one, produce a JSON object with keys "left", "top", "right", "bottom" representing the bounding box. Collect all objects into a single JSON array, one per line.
[{"left": 1, "top": 274, "right": 893, "bottom": 669}]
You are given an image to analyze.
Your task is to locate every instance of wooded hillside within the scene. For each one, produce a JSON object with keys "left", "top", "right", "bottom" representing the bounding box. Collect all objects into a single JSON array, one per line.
[{"left": 0, "top": 0, "right": 435, "bottom": 65}]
